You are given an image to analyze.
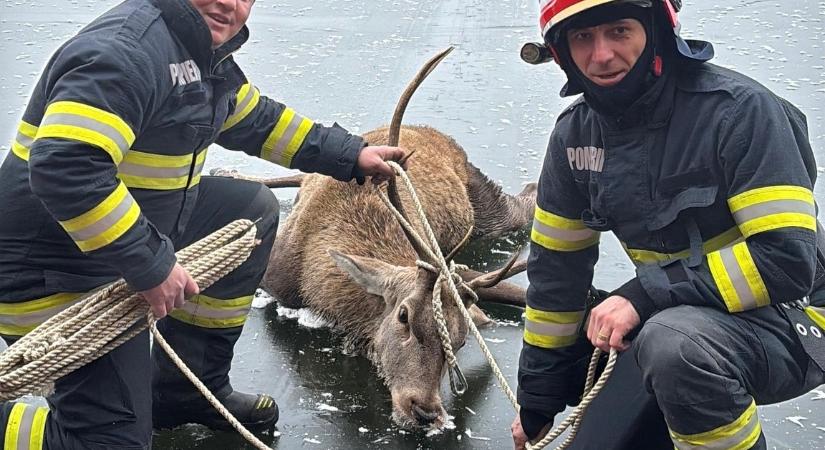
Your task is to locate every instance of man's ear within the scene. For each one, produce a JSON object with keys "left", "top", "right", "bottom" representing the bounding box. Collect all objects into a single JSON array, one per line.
[{"left": 328, "top": 249, "right": 398, "bottom": 297}]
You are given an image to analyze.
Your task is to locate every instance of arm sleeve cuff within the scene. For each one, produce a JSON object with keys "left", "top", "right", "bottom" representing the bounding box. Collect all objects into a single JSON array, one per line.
[
  {"left": 120, "top": 232, "right": 177, "bottom": 291},
  {"left": 520, "top": 408, "right": 554, "bottom": 441},
  {"left": 612, "top": 277, "right": 657, "bottom": 323}
]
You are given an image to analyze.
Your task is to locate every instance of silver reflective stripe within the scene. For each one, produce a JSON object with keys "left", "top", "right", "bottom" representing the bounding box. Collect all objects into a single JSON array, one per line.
[
  {"left": 178, "top": 302, "right": 251, "bottom": 319},
  {"left": 524, "top": 321, "right": 579, "bottom": 337},
  {"left": 673, "top": 411, "right": 760, "bottom": 450},
  {"left": 15, "top": 129, "right": 34, "bottom": 148},
  {"left": 0, "top": 301, "right": 79, "bottom": 327},
  {"left": 532, "top": 219, "right": 597, "bottom": 242},
  {"left": 732, "top": 199, "right": 815, "bottom": 224},
  {"left": 16, "top": 404, "right": 36, "bottom": 450},
  {"left": 41, "top": 112, "right": 130, "bottom": 156},
  {"left": 67, "top": 193, "right": 135, "bottom": 242},
  {"left": 192, "top": 160, "right": 205, "bottom": 176},
  {"left": 117, "top": 162, "right": 191, "bottom": 179},
  {"left": 235, "top": 87, "right": 256, "bottom": 115},
  {"left": 718, "top": 246, "right": 758, "bottom": 311},
  {"left": 270, "top": 115, "right": 303, "bottom": 163}
]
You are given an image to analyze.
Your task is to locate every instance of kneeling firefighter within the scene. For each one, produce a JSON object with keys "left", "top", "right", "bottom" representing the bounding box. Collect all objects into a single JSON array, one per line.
[
  {"left": 512, "top": 0, "right": 825, "bottom": 449},
  {"left": 0, "top": 0, "right": 406, "bottom": 448}
]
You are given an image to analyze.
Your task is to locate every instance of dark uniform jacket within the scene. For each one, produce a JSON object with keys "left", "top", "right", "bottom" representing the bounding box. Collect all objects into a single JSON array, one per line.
[
  {"left": 518, "top": 61, "right": 825, "bottom": 418},
  {"left": 0, "top": 0, "right": 364, "bottom": 334}
]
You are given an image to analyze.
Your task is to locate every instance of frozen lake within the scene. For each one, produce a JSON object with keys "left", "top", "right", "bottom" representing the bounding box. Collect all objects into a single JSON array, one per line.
[{"left": 1, "top": 0, "right": 823, "bottom": 448}]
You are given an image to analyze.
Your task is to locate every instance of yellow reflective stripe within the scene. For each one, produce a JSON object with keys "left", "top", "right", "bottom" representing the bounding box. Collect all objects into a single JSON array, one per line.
[
  {"left": 0, "top": 292, "right": 85, "bottom": 337},
  {"left": 189, "top": 149, "right": 207, "bottom": 188},
  {"left": 708, "top": 242, "right": 770, "bottom": 312},
  {"left": 188, "top": 294, "right": 254, "bottom": 309},
  {"left": 0, "top": 293, "right": 82, "bottom": 315},
  {"left": 523, "top": 307, "right": 584, "bottom": 349},
  {"left": 737, "top": 212, "right": 816, "bottom": 237},
  {"left": 531, "top": 206, "right": 599, "bottom": 252},
  {"left": 30, "top": 406, "right": 49, "bottom": 450},
  {"left": 37, "top": 101, "right": 135, "bottom": 165},
  {"left": 18, "top": 121, "right": 38, "bottom": 140},
  {"left": 11, "top": 121, "right": 38, "bottom": 161},
  {"left": 168, "top": 294, "right": 253, "bottom": 329},
  {"left": 624, "top": 227, "right": 743, "bottom": 265},
  {"left": 261, "top": 107, "right": 314, "bottom": 168},
  {"left": 59, "top": 182, "right": 141, "bottom": 252},
  {"left": 119, "top": 149, "right": 207, "bottom": 190},
  {"left": 4, "top": 403, "right": 26, "bottom": 450},
  {"left": 121, "top": 150, "right": 193, "bottom": 167},
  {"left": 728, "top": 185, "right": 816, "bottom": 237},
  {"left": 728, "top": 185, "right": 814, "bottom": 210},
  {"left": 708, "top": 249, "right": 741, "bottom": 312},
  {"left": 671, "top": 400, "right": 761, "bottom": 450},
  {"left": 2, "top": 403, "right": 49, "bottom": 450},
  {"left": 0, "top": 323, "right": 39, "bottom": 337},
  {"left": 805, "top": 306, "right": 825, "bottom": 330},
  {"left": 222, "top": 83, "right": 261, "bottom": 131}
]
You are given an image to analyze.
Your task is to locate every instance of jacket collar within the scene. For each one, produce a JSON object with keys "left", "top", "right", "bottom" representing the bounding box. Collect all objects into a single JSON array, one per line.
[{"left": 150, "top": 0, "right": 249, "bottom": 67}]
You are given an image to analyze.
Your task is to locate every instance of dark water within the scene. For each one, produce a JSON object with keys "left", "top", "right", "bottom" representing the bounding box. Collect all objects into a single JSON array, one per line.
[{"left": 1, "top": 0, "right": 824, "bottom": 448}]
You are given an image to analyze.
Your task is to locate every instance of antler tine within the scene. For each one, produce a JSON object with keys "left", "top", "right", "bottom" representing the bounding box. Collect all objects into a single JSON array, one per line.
[
  {"left": 468, "top": 248, "right": 528, "bottom": 290},
  {"left": 444, "top": 225, "right": 473, "bottom": 262},
  {"left": 388, "top": 47, "right": 454, "bottom": 147}
]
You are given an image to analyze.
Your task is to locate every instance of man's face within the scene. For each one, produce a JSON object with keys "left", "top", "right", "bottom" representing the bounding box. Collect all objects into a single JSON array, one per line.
[
  {"left": 190, "top": 0, "right": 254, "bottom": 49},
  {"left": 566, "top": 18, "right": 647, "bottom": 87}
]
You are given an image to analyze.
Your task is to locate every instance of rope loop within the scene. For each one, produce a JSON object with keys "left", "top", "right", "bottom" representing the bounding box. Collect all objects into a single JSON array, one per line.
[
  {"left": 0, "top": 219, "right": 274, "bottom": 450},
  {"left": 381, "top": 161, "right": 619, "bottom": 450}
]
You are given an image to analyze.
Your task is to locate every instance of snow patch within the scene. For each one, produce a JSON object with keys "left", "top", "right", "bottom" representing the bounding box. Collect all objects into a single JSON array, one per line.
[{"left": 276, "top": 305, "right": 329, "bottom": 328}]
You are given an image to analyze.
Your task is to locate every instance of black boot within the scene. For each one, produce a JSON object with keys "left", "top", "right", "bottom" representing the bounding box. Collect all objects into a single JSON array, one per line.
[{"left": 153, "top": 390, "right": 279, "bottom": 431}]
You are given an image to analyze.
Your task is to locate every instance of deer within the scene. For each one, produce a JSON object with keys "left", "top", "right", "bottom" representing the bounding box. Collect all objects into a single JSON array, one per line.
[{"left": 213, "top": 48, "right": 535, "bottom": 429}]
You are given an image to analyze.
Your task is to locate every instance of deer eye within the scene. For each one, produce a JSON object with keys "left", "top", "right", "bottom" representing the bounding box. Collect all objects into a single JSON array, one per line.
[{"left": 398, "top": 305, "right": 409, "bottom": 324}]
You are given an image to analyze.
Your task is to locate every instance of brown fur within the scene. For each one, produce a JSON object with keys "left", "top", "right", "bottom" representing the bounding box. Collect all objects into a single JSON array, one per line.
[{"left": 261, "top": 124, "right": 535, "bottom": 428}]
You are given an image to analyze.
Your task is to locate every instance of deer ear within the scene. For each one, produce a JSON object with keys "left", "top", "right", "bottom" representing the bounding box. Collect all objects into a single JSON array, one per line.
[{"left": 328, "top": 249, "right": 397, "bottom": 297}]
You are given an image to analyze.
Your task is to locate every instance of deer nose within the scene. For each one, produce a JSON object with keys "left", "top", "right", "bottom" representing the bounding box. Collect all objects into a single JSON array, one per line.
[{"left": 412, "top": 403, "right": 439, "bottom": 425}]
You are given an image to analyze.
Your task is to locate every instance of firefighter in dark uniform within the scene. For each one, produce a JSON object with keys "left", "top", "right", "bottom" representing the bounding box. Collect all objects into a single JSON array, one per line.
[
  {"left": 0, "top": 0, "right": 406, "bottom": 448},
  {"left": 512, "top": 1, "right": 825, "bottom": 449}
]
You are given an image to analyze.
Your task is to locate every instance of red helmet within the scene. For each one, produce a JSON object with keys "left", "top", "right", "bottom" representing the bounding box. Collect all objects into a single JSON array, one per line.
[
  {"left": 522, "top": 0, "right": 689, "bottom": 65},
  {"left": 540, "top": 0, "right": 679, "bottom": 44}
]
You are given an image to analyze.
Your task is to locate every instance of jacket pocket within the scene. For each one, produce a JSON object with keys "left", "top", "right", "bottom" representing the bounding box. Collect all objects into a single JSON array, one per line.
[{"left": 647, "top": 170, "right": 719, "bottom": 232}]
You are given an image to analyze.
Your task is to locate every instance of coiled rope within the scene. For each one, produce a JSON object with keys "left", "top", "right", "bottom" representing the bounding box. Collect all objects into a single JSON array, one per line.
[
  {"left": 0, "top": 219, "right": 274, "bottom": 450},
  {"left": 377, "top": 161, "right": 618, "bottom": 449}
]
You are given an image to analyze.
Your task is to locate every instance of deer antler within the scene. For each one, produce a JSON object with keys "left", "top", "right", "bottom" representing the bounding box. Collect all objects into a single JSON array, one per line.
[
  {"left": 444, "top": 225, "right": 473, "bottom": 262},
  {"left": 210, "top": 169, "right": 305, "bottom": 188},
  {"left": 384, "top": 47, "right": 454, "bottom": 263},
  {"left": 467, "top": 249, "right": 527, "bottom": 290},
  {"left": 388, "top": 47, "right": 454, "bottom": 147}
]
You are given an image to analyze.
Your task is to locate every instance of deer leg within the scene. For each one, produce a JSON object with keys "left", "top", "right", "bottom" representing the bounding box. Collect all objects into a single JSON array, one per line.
[{"left": 468, "top": 304, "right": 494, "bottom": 328}]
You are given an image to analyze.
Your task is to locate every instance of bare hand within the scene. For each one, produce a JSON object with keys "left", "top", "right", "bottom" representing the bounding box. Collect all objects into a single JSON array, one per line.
[
  {"left": 139, "top": 263, "right": 199, "bottom": 319},
  {"left": 586, "top": 295, "right": 640, "bottom": 352},
  {"left": 356, "top": 145, "right": 407, "bottom": 184},
  {"left": 511, "top": 414, "right": 529, "bottom": 450}
]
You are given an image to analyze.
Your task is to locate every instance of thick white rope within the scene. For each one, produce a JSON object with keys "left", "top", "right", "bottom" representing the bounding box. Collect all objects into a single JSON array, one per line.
[
  {"left": 0, "top": 219, "right": 273, "bottom": 450},
  {"left": 378, "top": 161, "right": 619, "bottom": 449}
]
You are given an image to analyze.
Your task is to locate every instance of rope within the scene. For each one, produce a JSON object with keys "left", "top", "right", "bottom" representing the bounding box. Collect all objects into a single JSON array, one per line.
[
  {"left": 0, "top": 219, "right": 274, "bottom": 450},
  {"left": 378, "top": 161, "right": 619, "bottom": 450}
]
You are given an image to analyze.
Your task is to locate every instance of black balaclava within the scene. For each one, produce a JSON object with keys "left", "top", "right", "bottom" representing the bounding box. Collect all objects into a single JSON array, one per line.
[{"left": 552, "top": 3, "right": 658, "bottom": 117}]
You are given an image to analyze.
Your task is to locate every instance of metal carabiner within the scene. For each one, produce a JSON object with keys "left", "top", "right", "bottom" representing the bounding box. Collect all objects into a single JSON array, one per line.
[{"left": 448, "top": 364, "right": 468, "bottom": 396}]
